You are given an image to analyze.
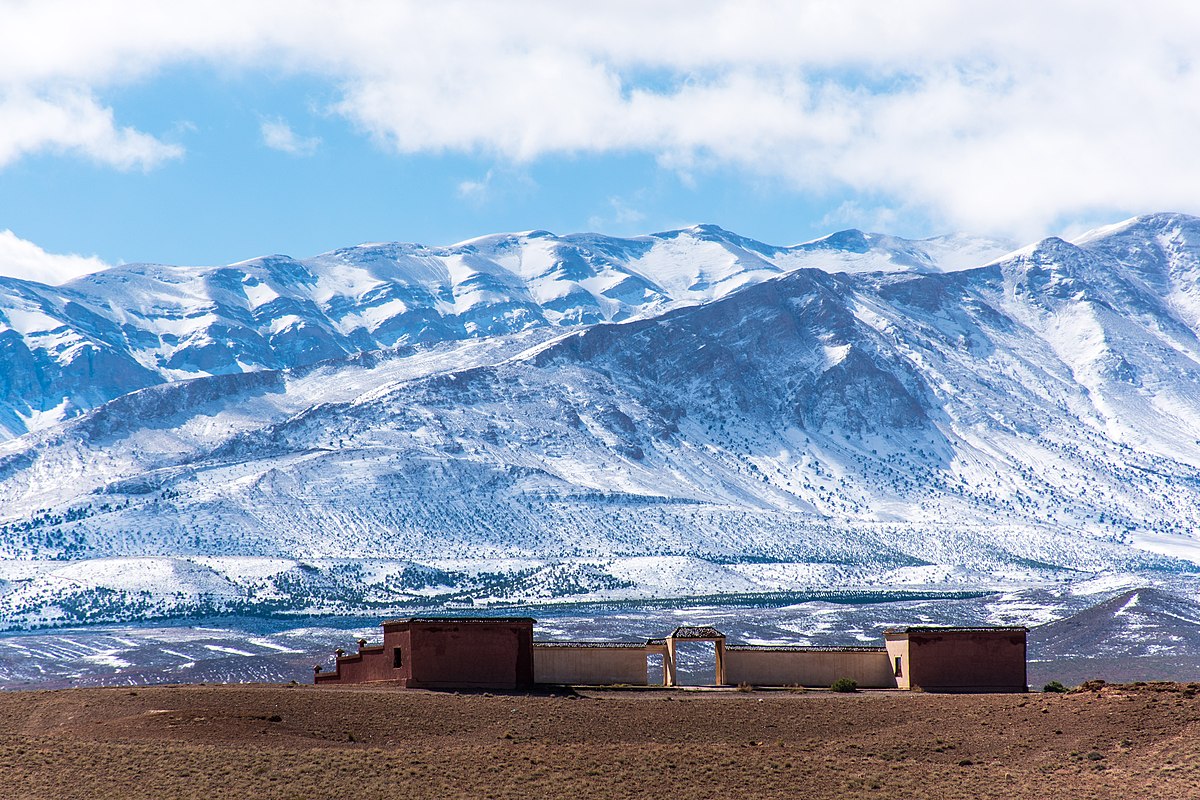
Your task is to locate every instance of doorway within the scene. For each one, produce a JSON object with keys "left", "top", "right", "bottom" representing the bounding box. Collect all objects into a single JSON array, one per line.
[
  {"left": 646, "top": 652, "right": 665, "bottom": 686},
  {"left": 671, "top": 640, "right": 718, "bottom": 686}
]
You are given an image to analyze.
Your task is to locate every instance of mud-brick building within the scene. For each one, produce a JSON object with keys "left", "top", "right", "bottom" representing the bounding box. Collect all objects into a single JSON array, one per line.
[
  {"left": 315, "top": 617, "right": 1028, "bottom": 692},
  {"left": 314, "top": 617, "right": 534, "bottom": 690},
  {"left": 884, "top": 626, "right": 1027, "bottom": 692}
]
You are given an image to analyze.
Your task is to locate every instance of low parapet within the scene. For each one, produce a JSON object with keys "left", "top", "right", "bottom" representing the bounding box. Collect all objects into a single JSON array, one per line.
[
  {"left": 384, "top": 616, "right": 536, "bottom": 626},
  {"left": 883, "top": 626, "right": 1027, "bottom": 635},
  {"left": 726, "top": 644, "right": 886, "bottom": 653},
  {"left": 534, "top": 641, "right": 648, "bottom": 648}
]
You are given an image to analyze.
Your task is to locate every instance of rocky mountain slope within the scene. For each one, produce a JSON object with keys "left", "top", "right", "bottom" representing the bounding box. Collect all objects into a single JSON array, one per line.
[
  {"left": 0, "top": 226, "right": 1012, "bottom": 440},
  {"left": 1030, "top": 587, "right": 1200, "bottom": 661},
  {"left": 1027, "top": 585, "right": 1200, "bottom": 684},
  {"left": 2, "top": 214, "right": 1200, "bottom": 627}
]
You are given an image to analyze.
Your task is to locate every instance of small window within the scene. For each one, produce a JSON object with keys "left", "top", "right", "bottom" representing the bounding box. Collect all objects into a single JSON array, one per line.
[
  {"left": 393, "top": 647, "right": 403, "bottom": 668},
  {"left": 894, "top": 656, "right": 903, "bottom": 677}
]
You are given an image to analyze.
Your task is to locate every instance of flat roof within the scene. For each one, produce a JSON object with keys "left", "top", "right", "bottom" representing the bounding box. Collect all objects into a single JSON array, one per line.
[
  {"left": 383, "top": 616, "right": 536, "bottom": 625},
  {"left": 884, "top": 626, "right": 1027, "bottom": 635},
  {"left": 726, "top": 644, "right": 887, "bottom": 653},
  {"left": 534, "top": 641, "right": 647, "bottom": 649}
]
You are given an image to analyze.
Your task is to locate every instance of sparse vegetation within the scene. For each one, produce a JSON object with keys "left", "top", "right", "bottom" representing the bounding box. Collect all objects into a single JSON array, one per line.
[
  {"left": 0, "top": 682, "right": 1196, "bottom": 799},
  {"left": 1074, "top": 679, "right": 1108, "bottom": 693},
  {"left": 831, "top": 677, "right": 858, "bottom": 693},
  {"left": 1043, "top": 680, "right": 1068, "bottom": 693}
]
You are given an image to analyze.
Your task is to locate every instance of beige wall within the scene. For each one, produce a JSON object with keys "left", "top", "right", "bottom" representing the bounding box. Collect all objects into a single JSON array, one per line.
[
  {"left": 534, "top": 646, "right": 648, "bottom": 686},
  {"left": 724, "top": 649, "right": 898, "bottom": 688},
  {"left": 884, "top": 637, "right": 910, "bottom": 690}
]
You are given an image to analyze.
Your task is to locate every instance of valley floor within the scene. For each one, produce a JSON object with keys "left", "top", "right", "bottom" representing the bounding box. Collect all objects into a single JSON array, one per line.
[{"left": 0, "top": 683, "right": 1198, "bottom": 799}]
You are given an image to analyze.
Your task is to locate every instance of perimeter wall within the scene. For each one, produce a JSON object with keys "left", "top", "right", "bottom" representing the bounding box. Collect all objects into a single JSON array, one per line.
[
  {"left": 534, "top": 645, "right": 649, "bottom": 685},
  {"left": 723, "top": 648, "right": 898, "bottom": 688}
]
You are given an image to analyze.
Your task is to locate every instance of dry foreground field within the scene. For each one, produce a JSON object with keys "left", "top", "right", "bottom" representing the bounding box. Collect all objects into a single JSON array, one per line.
[{"left": 0, "top": 683, "right": 1198, "bottom": 800}]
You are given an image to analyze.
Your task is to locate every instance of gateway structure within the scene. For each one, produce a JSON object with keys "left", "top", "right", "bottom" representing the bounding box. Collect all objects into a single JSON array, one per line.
[{"left": 315, "top": 617, "right": 1027, "bottom": 692}]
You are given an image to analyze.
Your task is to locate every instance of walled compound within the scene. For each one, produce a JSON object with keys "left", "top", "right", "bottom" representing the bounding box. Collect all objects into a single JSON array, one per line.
[{"left": 314, "top": 617, "right": 1027, "bottom": 692}]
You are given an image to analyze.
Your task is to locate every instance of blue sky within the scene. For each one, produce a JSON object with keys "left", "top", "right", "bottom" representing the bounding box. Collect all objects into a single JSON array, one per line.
[
  {"left": 0, "top": 67, "right": 842, "bottom": 266},
  {"left": 2, "top": 2, "right": 1199, "bottom": 281}
]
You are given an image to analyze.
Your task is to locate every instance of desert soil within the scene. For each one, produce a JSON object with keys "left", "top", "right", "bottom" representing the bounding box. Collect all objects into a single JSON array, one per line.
[{"left": 0, "top": 682, "right": 1197, "bottom": 799}]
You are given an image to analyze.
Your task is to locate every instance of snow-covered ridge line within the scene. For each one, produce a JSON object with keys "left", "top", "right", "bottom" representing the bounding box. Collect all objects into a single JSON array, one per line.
[
  {"left": 0, "top": 221, "right": 1017, "bottom": 440},
  {"left": 3, "top": 212, "right": 1200, "bottom": 628}
]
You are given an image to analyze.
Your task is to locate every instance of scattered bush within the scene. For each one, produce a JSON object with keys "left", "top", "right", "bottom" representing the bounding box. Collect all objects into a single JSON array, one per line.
[
  {"left": 736, "top": 682, "right": 754, "bottom": 693},
  {"left": 1042, "top": 681, "right": 1068, "bottom": 693},
  {"left": 831, "top": 677, "right": 858, "bottom": 693}
]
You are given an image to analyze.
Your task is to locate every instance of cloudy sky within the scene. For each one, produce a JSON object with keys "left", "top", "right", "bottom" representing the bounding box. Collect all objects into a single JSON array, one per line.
[{"left": 2, "top": 1, "right": 1199, "bottom": 282}]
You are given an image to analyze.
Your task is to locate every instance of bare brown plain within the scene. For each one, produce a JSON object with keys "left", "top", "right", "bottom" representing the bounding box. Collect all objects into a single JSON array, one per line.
[{"left": 0, "top": 682, "right": 1198, "bottom": 799}]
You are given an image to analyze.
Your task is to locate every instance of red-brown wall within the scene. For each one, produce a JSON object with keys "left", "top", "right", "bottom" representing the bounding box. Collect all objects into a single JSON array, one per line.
[
  {"left": 316, "top": 618, "right": 533, "bottom": 689},
  {"left": 314, "top": 646, "right": 392, "bottom": 684},
  {"left": 405, "top": 620, "right": 533, "bottom": 689},
  {"left": 905, "top": 630, "right": 1026, "bottom": 692}
]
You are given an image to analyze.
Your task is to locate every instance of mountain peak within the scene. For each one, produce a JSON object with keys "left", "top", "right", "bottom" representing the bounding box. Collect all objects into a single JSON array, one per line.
[
  {"left": 649, "top": 222, "right": 737, "bottom": 239},
  {"left": 1, "top": 212, "right": 1193, "bottom": 443},
  {"left": 5, "top": 213, "right": 1200, "bottom": 626},
  {"left": 803, "top": 228, "right": 870, "bottom": 252},
  {"left": 1072, "top": 212, "right": 1200, "bottom": 247}
]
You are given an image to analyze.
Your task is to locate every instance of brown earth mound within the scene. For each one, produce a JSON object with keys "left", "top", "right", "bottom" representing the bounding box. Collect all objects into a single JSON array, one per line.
[{"left": 0, "top": 682, "right": 1198, "bottom": 799}]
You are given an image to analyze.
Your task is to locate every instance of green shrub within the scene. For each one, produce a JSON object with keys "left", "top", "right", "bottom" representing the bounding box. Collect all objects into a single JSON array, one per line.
[
  {"left": 831, "top": 677, "right": 858, "bottom": 693},
  {"left": 1042, "top": 681, "right": 1068, "bottom": 693}
]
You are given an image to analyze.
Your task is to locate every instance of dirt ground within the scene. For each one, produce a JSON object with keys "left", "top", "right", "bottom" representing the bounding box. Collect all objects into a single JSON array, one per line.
[{"left": 0, "top": 682, "right": 1197, "bottom": 799}]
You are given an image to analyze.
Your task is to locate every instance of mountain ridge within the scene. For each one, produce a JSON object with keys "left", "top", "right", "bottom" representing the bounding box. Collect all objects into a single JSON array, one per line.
[
  {"left": 0, "top": 224, "right": 1015, "bottom": 439},
  {"left": 2, "top": 213, "right": 1200, "bottom": 628}
]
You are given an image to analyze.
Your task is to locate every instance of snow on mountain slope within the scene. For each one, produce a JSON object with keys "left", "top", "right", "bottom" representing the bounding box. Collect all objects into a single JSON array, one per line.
[
  {"left": 0, "top": 214, "right": 1198, "bottom": 628},
  {"left": 780, "top": 230, "right": 1016, "bottom": 274},
  {"left": 0, "top": 225, "right": 1014, "bottom": 440},
  {"left": 1029, "top": 586, "right": 1200, "bottom": 660}
]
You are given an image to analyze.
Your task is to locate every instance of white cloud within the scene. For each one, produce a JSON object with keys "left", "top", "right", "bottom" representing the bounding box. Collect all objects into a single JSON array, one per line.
[
  {"left": 820, "top": 201, "right": 902, "bottom": 236},
  {"left": 0, "top": 230, "right": 111, "bottom": 284},
  {"left": 588, "top": 196, "right": 646, "bottom": 232},
  {"left": 260, "top": 118, "right": 320, "bottom": 156},
  {"left": 457, "top": 169, "right": 494, "bottom": 203},
  {"left": 3, "top": 2, "right": 1200, "bottom": 234},
  {"left": 0, "top": 89, "right": 181, "bottom": 170},
  {"left": 455, "top": 167, "right": 535, "bottom": 206}
]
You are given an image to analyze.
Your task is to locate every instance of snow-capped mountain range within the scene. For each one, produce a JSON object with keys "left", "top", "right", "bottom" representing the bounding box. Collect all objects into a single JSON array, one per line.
[
  {"left": 3, "top": 214, "right": 1200, "bottom": 629},
  {"left": 0, "top": 225, "right": 1011, "bottom": 440}
]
